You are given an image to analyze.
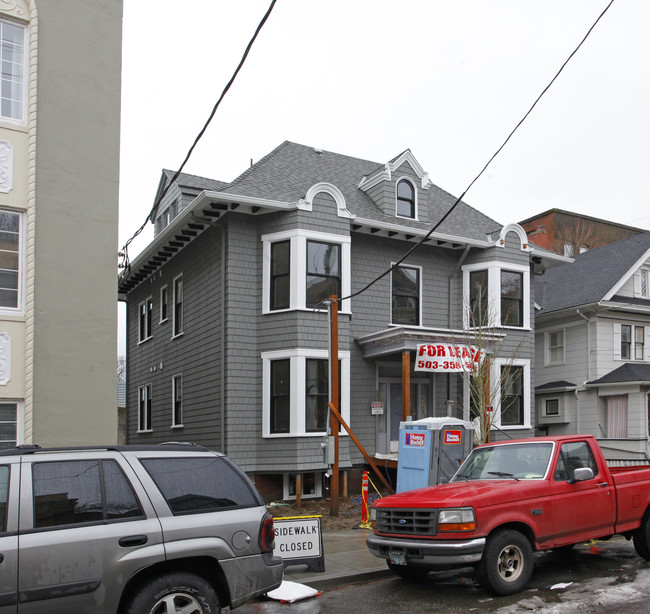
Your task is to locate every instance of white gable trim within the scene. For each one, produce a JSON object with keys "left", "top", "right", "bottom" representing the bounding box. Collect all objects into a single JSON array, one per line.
[
  {"left": 299, "top": 182, "right": 355, "bottom": 219},
  {"left": 358, "top": 150, "right": 432, "bottom": 191},
  {"left": 604, "top": 247, "right": 650, "bottom": 301},
  {"left": 497, "top": 224, "right": 530, "bottom": 252}
]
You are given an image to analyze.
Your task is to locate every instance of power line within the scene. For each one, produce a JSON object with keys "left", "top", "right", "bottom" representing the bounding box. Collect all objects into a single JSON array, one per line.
[
  {"left": 119, "top": 0, "right": 278, "bottom": 274},
  {"left": 340, "top": 0, "right": 616, "bottom": 304}
]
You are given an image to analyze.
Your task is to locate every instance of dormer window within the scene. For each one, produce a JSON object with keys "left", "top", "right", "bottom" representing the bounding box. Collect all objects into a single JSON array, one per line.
[{"left": 396, "top": 179, "right": 416, "bottom": 219}]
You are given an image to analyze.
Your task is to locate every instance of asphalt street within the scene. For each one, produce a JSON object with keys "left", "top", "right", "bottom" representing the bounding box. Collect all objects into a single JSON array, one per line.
[{"left": 237, "top": 538, "right": 650, "bottom": 613}]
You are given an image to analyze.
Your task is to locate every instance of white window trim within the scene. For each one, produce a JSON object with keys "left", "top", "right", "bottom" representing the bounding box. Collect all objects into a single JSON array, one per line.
[
  {"left": 262, "top": 229, "right": 351, "bottom": 314},
  {"left": 138, "top": 296, "right": 153, "bottom": 343},
  {"left": 283, "top": 472, "right": 323, "bottom": 500},
  {"left": 390, "top": 263, "right": 422, "bottom": 327},
  {"left": 160, "top": 285, "right": 168, "bottom": 323},
  {"left": 262, "top": 348, "right": 350, "bottom": 437},
  {"left": 462, "top": 261, "right": 530, "bottom": 329},
  {"left": 172, "top": 273, "right": 184, "bottom": 338},
  {"left": 0, "top": 19, "right": 27, "bottom": 126},
  {"left": 395, "top": 176, "right": 418, "bottom": 221},
  {"left": 490, "top": 358, "right": 531, "bottom": 430},
  {"left": 613, "top": 322, "right": 650, "bottom": 362},
  {"left": 171, "top": 373, "right": 183, "bottom": 428},
  {"left": 0, "top": 400, "right": 23, "bottom": 447},
  {"left": 544, "top": 398, "right": 560, "bottom": 416},
  {"left": 545, "top": 329, "right": 565, "bottom": 366},
  {"left": 137, "top": 384, "right": 153, "bottom": 433}
]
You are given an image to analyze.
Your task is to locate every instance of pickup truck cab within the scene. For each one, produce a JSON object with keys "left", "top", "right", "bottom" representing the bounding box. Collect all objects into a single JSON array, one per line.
[{"left": 367, "top": 435, "right": 650, "bottom": 595}]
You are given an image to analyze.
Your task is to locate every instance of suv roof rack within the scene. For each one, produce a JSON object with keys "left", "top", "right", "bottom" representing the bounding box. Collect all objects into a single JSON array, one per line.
[{"left": 0, "top": 443, "right": 211, "bottom": 456}]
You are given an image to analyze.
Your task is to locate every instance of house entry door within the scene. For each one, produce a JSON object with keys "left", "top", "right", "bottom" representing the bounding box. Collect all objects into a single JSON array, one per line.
[{"left": 377, "top": 378, "right": 431, "bottom": 454}]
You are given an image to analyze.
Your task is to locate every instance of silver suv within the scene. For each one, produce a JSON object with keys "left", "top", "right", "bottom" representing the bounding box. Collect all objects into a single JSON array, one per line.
[{"left": 0, "top": 443, "right": 283, "bottom": 613}]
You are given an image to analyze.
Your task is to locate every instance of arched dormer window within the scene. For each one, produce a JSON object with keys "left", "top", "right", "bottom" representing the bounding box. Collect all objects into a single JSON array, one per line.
[{"left": 396, "top": 179, "right": 416, "bottom": 219}]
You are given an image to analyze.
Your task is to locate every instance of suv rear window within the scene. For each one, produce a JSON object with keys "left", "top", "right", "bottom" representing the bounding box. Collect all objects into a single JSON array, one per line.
[{"left": 141, "top": 456, "right": 259, "bottom": 514}]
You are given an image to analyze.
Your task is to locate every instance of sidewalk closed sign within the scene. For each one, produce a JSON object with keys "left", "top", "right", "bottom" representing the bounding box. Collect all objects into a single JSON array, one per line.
[{"left": 273, "top": 515, "right": 325, "bottom": 572}]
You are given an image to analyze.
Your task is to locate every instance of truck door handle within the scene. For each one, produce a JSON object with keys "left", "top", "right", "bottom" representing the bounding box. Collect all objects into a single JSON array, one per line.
[
  {"left": 119, "top": 535, "right": 148, "bottom": 548},
  {"left": 596, "top": 482, "right": 609, "bottom": 487}
]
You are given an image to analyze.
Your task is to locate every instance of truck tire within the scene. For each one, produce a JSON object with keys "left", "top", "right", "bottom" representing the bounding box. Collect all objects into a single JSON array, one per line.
[
  {"left": 387, "top": 561, "right": 430, "bottom": 581},
  {"left": 633, "top": 514, "right": 650, "bottom": 560},
  {"left": 477, "top": 529, "right": 533, "bottom": 596},
  {"left": 125, "top": 572, "right": 221, "bottom": 614}
]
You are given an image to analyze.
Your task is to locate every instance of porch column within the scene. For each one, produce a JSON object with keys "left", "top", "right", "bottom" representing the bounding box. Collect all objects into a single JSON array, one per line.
[{"left": 402, "top": 351, "right": 411, "bottom": 422}]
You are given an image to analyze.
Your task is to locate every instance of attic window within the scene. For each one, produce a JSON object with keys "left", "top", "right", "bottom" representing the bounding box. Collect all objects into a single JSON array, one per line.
[{"left": 396, "top": 179, "right": 416, "bottom": 219}]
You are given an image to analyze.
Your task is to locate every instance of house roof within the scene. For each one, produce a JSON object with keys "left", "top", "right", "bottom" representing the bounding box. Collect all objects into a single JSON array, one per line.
[
  {"left": 160, "top": 169, "right": 230, "bottom": 193},
  {"left": 587, "top": 363, "right": 650, "bottom": 386},
  {"left": 535, "top": 380, "right": 576, "bottom": 391},
  {"left": 535, "top": 231, "right": 650, "bottom": 314},
  {"left": 219, "top": 141, "right": 503, "bottom": 242}
]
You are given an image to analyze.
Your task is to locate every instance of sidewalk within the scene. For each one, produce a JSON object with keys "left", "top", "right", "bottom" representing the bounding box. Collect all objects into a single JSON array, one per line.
[{"left": 280, "top": 526, "right": 390, "bottom": 589}]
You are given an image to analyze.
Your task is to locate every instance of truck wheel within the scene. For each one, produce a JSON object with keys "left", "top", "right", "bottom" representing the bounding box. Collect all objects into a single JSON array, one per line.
[
  {"left": 125, "top": 572, "right": 221, "bottom": 614},
  {"left": 633, "top": 514, "right": 650, "bottom": 560},
  {"left": 477, "top": 529, "right": 533, "bottom": 596},
  {"left": 387, "top": 562, "right": 430, "bottom": 581}
]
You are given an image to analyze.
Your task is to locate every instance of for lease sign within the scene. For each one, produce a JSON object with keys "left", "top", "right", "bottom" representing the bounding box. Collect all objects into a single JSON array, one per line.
[{"left": 415, "top": 343, "right": 485, "bottom": 373}]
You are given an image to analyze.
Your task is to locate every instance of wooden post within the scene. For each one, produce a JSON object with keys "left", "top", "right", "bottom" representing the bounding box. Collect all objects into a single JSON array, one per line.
[
  {"left": 402, "top": 351, "right": 411, "bottom": 422},
  {"left": 296, "top": 474, "right": 302, "bottom": 509},
  {"left": 329, "top": 296, "right": 340, "bottom": 517},
  {"left": 342, "top": 470, "right": 348, "bottom": 501}
]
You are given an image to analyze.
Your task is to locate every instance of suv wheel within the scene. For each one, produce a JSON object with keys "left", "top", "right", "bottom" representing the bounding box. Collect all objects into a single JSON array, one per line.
[{"left": 126, "top": 572, "right": 221, "bottom": 614}]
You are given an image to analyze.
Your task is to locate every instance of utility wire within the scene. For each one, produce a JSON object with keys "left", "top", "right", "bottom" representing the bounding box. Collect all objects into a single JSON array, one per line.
[
  {"left": 338, "top": 0, "right": 616, "bottom": 305},
  {"left": 119, "top": 0, "right": 278, "bottom": 274}
]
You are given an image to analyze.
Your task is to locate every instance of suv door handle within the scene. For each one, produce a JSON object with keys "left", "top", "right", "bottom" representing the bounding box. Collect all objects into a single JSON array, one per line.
[{"left": 119, "top": 535, "right": 148, "bottom": 548}]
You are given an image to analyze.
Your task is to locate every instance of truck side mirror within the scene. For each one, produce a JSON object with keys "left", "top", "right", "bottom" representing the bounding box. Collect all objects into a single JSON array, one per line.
[{"left": 568, "top": 467, "right": 594, "bottom": 484}]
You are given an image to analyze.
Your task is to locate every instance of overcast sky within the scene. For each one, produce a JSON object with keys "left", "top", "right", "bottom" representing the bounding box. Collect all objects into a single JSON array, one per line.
[{"left": 118, "top": 0, "right": 650, "bottom": 350}]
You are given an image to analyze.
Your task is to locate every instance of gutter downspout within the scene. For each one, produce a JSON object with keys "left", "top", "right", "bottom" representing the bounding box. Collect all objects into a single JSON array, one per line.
[{"left": 576, "top": 309, "right": 592, "bottom": 435}]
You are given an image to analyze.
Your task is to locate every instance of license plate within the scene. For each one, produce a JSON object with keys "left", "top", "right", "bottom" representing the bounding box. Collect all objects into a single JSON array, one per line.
[{"left": 389, "top": 551, "right": 406, "bottom": 566}]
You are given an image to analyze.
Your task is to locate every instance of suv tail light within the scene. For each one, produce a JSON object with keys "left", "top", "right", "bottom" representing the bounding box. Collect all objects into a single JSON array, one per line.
[{"left": 259, "top": 512, "right": 275, "bottom": 553}]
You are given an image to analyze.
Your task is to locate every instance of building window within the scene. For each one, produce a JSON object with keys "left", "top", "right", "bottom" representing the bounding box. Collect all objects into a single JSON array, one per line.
[
  {"left": 263, "top": 349, "right": 350, "bottom": 437},
  {"left": 396, "top": 179, "right": 416, "bottom": 219},
  {"left": 284, "top": 472, "right": 322, "bottom": 500},
  {"left": 606, "top": 395, "right": 628, "bottom": 438},
  {"left": 0, "top": 210, "right": 21, "bottom": 310},
  {"left": 0, "top": 402, "right": 17, "bottom": 449},
  {"left": 172, "top": 375, "right": 183, "bottom": 427},
  {"left": 270, "top": 359, "right": 290, "bottom": 434},
  {"left": 621, "top": 324, "right": 644, "bottom": 360},
  {"left": 306, "top": 240, "right": 341, "bottom": 309},
  {"left": 546, "top": 330, "right": 564, "bottom": 365},
  {"left": 486, "top": 358, "right": 530, "bottom": 429},
  {"left": 469, "top": 270, "right": 488, "bottom": 326},
  {"left": 138, "top": 297, "right": 153, "bottom": 342},
  {"left": 173, "top": 274, "right": 183, "bottom": 337},
  {"left": 0, "top": 20, "right": 25, "bottom": 122},
  {"left": 463, "top": 262, "right": 530, "bottom": 329},
  {"left": 391, "top": 265, "right": 420, "bottom": 326},
  {"left": 138, "top": 384, "right": 152, "bottom": 432},
  {"left": 160, "top": 285, "right": 168, "bottom": 322},
  {"left": 545, "top": 399, "right": 559, "bottom": 416},
  {"left": 563, "top": 243, "right": 574, "bottom": 257},
  {"left": 262, "top": 230, "right": 351, "bottom": 314},
  {"left": 270, "top": 240, "right": 290, "bottom": 310}
]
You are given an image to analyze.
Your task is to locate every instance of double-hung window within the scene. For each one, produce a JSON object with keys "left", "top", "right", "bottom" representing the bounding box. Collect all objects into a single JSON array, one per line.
[
  {"left": 391, "top": 265, "right": 420, "bottom": 326},
  {"left": 396, "top": 179, "right": 416, "bottom": 219},
  {"left": 173, "top": 274, "right": 183, "bottom": 337},
  {"left": 263, "top": 349, "right": 350, "bottom": 437},
  {"left": 138, "top": 384, "right": 152, "bottom": 432},
  {"left": 463, "top": 262, "right": 530, "bottom": 329},
  {"left": 172, "top": 374, "right": 183, "bottom": 427},
  {"left": 616, "top": 323, "right": 647, "bottom": 361},
  {"left": 0, "top": 402, "right": 17, "bottom": 449},
  {"left": 0, "top": 210, "right": 22, "bottom": 310},
  {"left": 0, "top": 20, "right": 25, "bottom": 122},
  {"left": 545, "top": 330, "right": 564, "bottom": 365},
  {"left": 138, "top": 297, "right": 153, "bottom": 342},
  {"left": 262, "top": 230, "right": 351, "bottom": 313},
  {"left": 478, "top": 358, "right": 530, "bottom": 429}
]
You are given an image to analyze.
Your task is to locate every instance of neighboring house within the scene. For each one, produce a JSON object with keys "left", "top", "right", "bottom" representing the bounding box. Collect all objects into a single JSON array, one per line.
[
  {"left": 535, "top": 232, "right": 650, "bottom": 461},
  {"left": 0, "top": 1, "right": 122, "bottom": 448},
  {"left": 520, "top": 208, "right": 644, "bottom": 257},
  {"left": 118, "top": 141, "right": 562, "bottom": 500}
]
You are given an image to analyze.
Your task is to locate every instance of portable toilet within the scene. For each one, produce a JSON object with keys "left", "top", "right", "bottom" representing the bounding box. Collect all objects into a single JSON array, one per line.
[{"left": 396, "top": 417, "right": 474, "bottom": 493}]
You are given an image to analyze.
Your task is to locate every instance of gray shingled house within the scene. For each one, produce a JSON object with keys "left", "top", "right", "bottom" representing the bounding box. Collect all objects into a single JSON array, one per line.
[
  {"left": 535, "top": 231, "right": 650, "bottom": 462},
  {"left": 118, "top": 141, "right": 562, "bottom": 500}
]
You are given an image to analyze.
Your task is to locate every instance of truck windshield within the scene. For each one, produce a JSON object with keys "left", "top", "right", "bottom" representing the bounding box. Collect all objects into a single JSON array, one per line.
[{"left": 452, "top": 442, "right": 554, "bottom": 481}]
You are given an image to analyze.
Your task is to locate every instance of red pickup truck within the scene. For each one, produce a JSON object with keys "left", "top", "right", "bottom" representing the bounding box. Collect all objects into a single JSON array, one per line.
[{"left": 367, "top": 435, "right": 650, "bottom": 595}]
